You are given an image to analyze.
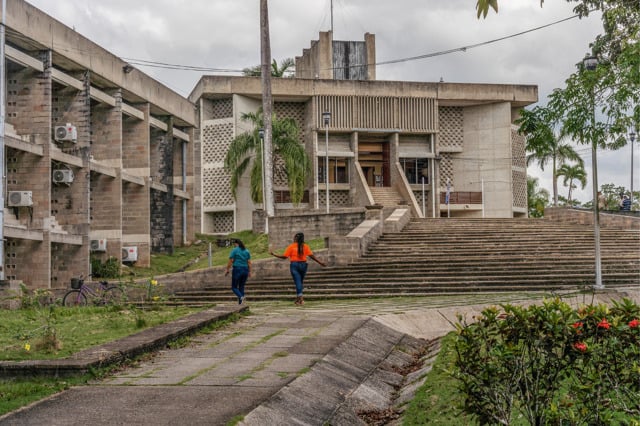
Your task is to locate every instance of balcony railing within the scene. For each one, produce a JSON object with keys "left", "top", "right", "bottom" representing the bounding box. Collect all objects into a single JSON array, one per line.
[{"left": 440, "top": 191, "right": 482, "bottom": 204}]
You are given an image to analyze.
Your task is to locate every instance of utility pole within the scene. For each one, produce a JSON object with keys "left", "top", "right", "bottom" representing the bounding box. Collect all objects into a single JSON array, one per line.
[{"left": 260, "top": 0, "right": 274, "bottom": 219}]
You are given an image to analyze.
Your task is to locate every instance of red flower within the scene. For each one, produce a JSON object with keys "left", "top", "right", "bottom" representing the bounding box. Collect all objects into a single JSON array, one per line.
[
  {"left": 629, "top": 319, "right": 639, "bottom": 328},
  {"left": 572, "top": 322, "right": 582, "bottom": 329},
  {"left": 597, "top": 318, "right": 610, "bottom": 330},
  {"left": 574, "top": 342, "right": 588, "bottom": 352}
]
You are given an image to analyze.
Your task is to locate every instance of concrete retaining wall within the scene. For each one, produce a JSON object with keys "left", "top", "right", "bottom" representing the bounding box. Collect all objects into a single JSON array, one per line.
[
  {"left": 253, "top": 208, "right": 366, "bottom": 249},
  {"left": 545, "top": 207, "right": 640, "bottom": 230},
  {"left": 328, "top": 207, "right": 411, "bottom": 265}
]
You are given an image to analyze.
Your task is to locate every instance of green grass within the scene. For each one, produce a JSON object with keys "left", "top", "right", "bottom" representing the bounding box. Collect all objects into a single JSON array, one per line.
[
  {"left": 403, "top": 333, "right": 478, "bottom": 425},
  {"left": 0, "top": 305, "right": 200, "bottom": 361},
  {"left": 0, "top": 375, "right": 89, "bottom": 416},
  {"left": 0, "top": 308, "right": 247, "bottom": 417}
]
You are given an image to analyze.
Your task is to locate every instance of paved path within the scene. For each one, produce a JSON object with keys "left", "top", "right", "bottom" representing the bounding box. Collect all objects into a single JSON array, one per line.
[{"left": 1, "top": 291, "right": 636, "bottom": 425}]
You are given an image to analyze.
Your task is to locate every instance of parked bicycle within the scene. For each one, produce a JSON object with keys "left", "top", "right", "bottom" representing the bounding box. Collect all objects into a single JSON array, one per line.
[{"left": 62, "top": 275, "right": 125, "bottom": 307}]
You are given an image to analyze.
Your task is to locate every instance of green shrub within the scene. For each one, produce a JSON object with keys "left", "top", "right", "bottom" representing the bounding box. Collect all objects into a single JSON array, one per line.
[
  {"left": 91, "top": 256, "right": 121, "bottom": 278},
  {"left": 454, "top": 298, "right": 640, "bottom": 425}
]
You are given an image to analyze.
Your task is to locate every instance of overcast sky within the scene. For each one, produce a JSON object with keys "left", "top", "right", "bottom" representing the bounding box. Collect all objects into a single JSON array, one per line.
[{"left": 25, "top": 0, "right": 637, "bottom": 204}]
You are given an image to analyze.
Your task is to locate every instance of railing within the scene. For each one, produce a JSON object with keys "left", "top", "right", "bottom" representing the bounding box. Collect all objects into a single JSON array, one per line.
[{"left": 440, "top": 191, "right": 482, "bottom": 204}]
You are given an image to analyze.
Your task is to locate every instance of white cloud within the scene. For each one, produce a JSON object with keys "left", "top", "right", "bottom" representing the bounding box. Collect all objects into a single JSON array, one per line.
[{"left": 24, "top": 0, "right": 635, "bottom": 204}]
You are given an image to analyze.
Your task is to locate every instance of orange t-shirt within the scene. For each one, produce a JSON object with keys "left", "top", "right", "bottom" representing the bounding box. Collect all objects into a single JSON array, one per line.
[{"left": 283, "top": 243, "right": 312, "bottom": 262}]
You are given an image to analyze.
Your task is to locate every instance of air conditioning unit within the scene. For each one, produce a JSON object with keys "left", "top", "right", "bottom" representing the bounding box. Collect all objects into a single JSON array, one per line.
[
  {"left": 54, "top": 123, "right": 77, "bottom": 143},
  {"left": 53, "top": 169, "right": 74, "bottom": 184},
  {"left": 8, "top": 191, "right": 33, "bottom": 207},
  {"left": 90, "top": 239, "right": 107, "bottom": 252},
  {"left": 122, "top": 246, "right": 138, "bottom": 262}
]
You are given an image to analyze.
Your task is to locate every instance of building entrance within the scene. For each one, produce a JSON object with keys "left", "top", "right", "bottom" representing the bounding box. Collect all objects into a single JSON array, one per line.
[{"left": 358, "top": 140, "right": 390, "bottom": 187}]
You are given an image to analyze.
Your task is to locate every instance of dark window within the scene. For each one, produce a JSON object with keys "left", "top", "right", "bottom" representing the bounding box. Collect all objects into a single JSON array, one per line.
[
  {"left": 401, "top": 158, "right": 429, "bottom": 184},
  {"left": 318, "top": 157, "right": 349, "bottom": 184}
]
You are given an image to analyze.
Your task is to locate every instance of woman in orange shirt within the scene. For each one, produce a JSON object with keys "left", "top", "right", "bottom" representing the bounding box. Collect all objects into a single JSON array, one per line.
[{"left": 270, "top": 232, "right": 326, "bottom": 305}]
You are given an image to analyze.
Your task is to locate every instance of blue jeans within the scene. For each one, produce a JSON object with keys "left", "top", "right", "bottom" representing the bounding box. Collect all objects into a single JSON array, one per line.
[
  {"left": 231, "top": 266, "right": 249, "bottom": 301},
  {"left": 289, "top": 262, "right": 308, "bottom": 297}
]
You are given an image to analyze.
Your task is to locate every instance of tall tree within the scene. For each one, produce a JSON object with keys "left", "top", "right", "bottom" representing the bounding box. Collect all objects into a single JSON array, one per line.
[
  {"left": 517, "top": 107, "right": 584, "bottom": 207},
  {"left": 224, "top": 110, "right": 310, "bottom": 205},
  {"left": 477, "top": 0, "right": 639, "bottom": 139},
  {"left": 527, "top": 176, "right": 550, "bottom": 218},
  {"left": 556, "top": 163, "right": 587, "bottom": 205},
  {"left": 243, "top": 58, "right": 295, "bottom": 77}
]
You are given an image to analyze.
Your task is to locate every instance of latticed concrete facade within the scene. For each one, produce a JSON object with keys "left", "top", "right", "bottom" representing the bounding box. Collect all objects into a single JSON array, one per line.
[{"left": 191, "top": 70, "right": 536, "bottom": 233}]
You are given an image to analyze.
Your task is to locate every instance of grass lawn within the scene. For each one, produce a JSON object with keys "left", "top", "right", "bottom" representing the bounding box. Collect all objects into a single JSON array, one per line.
[
  {"left": 0, "top": 375, "right": 90, "bottom": 416},
  {"left": 403, "top": 332, "right": 479, "bottom": 425},
  {"left": 0, "top": 304, "right": 241, "bottom": 417},
  {"left": 0, "top": 305, "right": 200, "bottom": 361}
]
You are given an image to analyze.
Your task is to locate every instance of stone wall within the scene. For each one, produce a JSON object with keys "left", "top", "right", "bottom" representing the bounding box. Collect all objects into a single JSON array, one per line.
[
  {"left": 328, "top": 207, "right": 411, "bottom": 265},
  {"left": 254, "top": 208, "right": 367, "bottom": 249},
  {"left": 545, "top": 207, "right": 640, "bottom": 230}
]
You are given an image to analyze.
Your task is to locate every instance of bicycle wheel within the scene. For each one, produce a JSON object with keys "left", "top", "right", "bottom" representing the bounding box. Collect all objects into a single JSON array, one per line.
[
  {"left": 63, "top": 290, "right": 87, "bottom": 307},
  {"left": 102, "top": 286, "right": 125, "bottom": 305}
]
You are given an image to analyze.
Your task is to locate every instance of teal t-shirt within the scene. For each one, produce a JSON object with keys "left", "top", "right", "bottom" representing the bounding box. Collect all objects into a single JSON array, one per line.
[{"left": 229, "top": 247, "right": 251, "bottom": 268}]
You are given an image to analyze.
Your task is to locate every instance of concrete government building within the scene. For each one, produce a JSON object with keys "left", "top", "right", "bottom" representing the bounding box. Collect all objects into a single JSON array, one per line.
[
  {"left": 189, "top": 31, "right": 537, "bottom": 234},
  {"left": 0, "top": 0, "right": 537, "bottom": 290}
]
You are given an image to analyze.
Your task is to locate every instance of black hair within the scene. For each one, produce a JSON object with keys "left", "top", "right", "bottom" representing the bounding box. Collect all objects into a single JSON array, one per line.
[
  {"left": 294, "top": 232, "right": 304, "bottom": 255},
  {"left": 234, "top": 239, "right": 246, "bottom": 250}
]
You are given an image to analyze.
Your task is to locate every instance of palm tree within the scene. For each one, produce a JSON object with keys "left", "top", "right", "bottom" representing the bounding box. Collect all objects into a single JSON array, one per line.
[
  {"left": 527, "top": 176, "right": 550, "bottom": 218},
  {"left": 556, "top": 163, "right": 587, "bottom": 205},
  {"left": 242, "top": 58, "right": 295, "bottom": 77},
  {"left": 516, "top": 107, "right": 584, "bottom": 207},
  {"left": 224, "top": 109, "right": 310, "bottom": 205}
]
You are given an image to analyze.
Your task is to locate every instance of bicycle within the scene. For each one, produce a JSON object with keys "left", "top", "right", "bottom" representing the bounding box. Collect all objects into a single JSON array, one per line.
[{"left": 62, "top": 275, "right": 125, "bottom": 307}]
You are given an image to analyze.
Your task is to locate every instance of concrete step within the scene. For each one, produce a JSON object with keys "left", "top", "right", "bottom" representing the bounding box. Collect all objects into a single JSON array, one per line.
[{"left": 168, "top": 217, "right": 639, "bottom": 305}]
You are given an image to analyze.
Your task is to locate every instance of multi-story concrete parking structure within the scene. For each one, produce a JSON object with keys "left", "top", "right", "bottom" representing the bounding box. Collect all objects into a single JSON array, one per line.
[
  {"left": 0, "top": 0, "right": 197, "bottom": 290},
  {"left": 190, "top": 32, "right": 537, "bottom": 234}
]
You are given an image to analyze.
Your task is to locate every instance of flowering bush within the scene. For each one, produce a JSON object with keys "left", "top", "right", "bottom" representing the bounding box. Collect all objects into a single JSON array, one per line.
[
  {"left": 454, "top": 297, "right": 640, "bottom": 425},
  {"left": 146, "top": 278, "right": 160, "bottom": 302}
]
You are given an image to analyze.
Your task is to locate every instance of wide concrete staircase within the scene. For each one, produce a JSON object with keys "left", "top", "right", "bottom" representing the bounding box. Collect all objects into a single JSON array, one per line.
[
  {"left": 171, "top": 218, "right": 640, "bottom": 305},
  {"left": 369, "top": 187, "right": 405, "bottom": 207}
]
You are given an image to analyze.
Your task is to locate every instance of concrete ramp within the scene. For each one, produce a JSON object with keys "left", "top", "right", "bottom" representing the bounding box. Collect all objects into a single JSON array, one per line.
[
  {"left": 240, "top": 291, "right": 639, "bottom": 425},
  {"left": 373, "top": 290, "right": 640, "bottom": 341},
  {"left": 240, "top": 318, "right": 437, "bottom": 425}
]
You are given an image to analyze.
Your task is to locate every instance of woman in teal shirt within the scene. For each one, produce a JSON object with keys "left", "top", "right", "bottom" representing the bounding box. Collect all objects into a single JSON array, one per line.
[{"left": 225, "top": 239, "right": 251, "bottom": 304}]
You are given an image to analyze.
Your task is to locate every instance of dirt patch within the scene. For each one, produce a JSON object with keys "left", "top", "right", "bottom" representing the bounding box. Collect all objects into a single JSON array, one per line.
[{"left": 357, "top": 407, "right": 401, "bottom": 425}]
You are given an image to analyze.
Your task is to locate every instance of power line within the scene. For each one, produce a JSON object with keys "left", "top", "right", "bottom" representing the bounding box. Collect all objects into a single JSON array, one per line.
[
  {"left": 73, "top": 11, "right": 586, "bottom": 75},
  {"left": 122, "top": 58, "right": 243, "bottom": 73},
  {"left": 373, "top": 13, "right": 583, "bottom": 67}
]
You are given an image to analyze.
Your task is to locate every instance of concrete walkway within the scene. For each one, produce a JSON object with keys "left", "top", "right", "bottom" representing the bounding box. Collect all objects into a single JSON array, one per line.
[{"left": 1, "top": 290, "right": 637, "bottom": 425}]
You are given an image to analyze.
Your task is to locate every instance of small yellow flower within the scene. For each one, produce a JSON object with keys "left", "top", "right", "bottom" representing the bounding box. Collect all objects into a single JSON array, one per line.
[
  {"left": 152, "top": 296, "right": 160, "bottom": 301},
  {"left": 24, "top": 343, "right": 31, "bottom": 352},
  {"left": 150, "top": 279, "right": 158, "bottom": 286}
]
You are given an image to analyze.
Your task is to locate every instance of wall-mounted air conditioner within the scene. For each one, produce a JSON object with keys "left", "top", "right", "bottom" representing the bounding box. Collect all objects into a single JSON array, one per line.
[
  {"left": 122, "top": 246, "right": 138, "bottom": 262},
  {"left": 90, "top": 239, "right": 107, "bottom": 252},
  {"left": 53, "top": 169, "right": 74, "bottom": 184},
  {"left": 54, "top": 123, "right": 77, "bottom": 143},
  {"left": 8, "top": 191, "right": 33, "bottom": 207}
]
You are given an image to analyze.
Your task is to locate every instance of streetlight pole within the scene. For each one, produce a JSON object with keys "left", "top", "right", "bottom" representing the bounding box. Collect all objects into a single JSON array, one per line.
[
  {"left": 583, "top": 54, "right": 603, "bottom": 290},
  {"left": 322, "top": 111, "right": 331, "bottom": 214},
  {"left": 630, "top": 130, "right": 636, "bottom": 208}
]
